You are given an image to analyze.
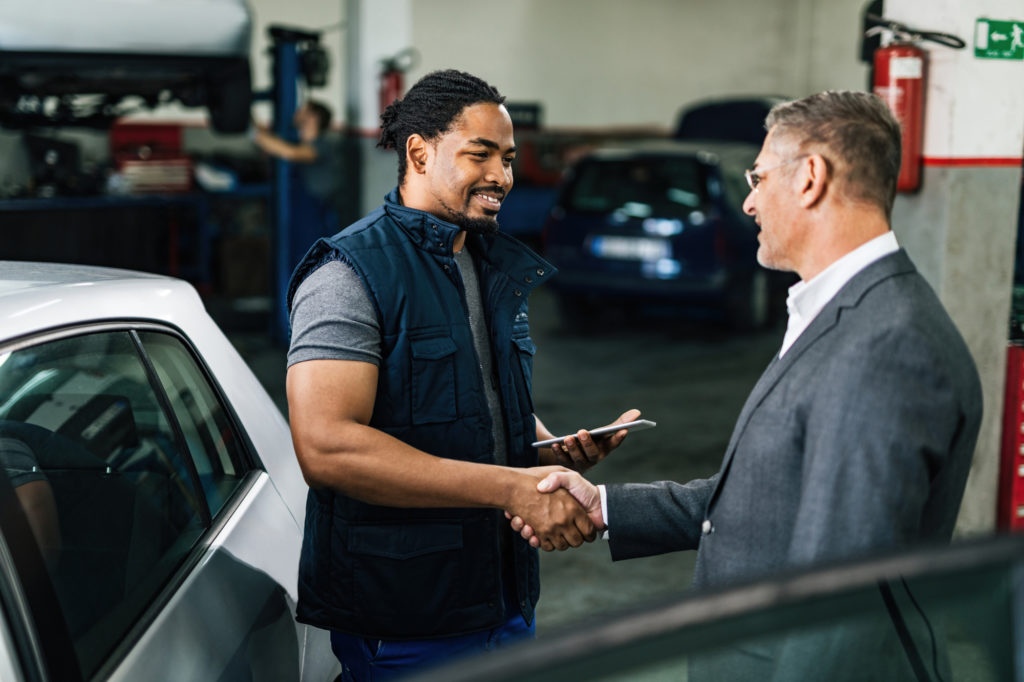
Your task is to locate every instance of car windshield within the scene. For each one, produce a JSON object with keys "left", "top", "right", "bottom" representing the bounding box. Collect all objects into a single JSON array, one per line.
[
  {"left": 720, "top": 163, "right": 754, "bottom": 210},
  {"left": 565, "top": 156, "right": 706, "bottom": 220}
]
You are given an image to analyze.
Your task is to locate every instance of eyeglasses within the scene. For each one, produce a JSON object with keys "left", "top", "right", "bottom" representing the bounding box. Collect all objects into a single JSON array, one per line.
[{"left": 744, "top": 156, "right": 808, "bottom": 192}]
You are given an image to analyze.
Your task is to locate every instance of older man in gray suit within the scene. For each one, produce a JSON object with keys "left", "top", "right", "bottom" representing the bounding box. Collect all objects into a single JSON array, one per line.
[{"left": 513, "top": 90, "right": 983, "bottom": 677}]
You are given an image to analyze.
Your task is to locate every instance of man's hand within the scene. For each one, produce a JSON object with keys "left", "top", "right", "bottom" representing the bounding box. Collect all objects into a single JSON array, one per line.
[
  {"left": 507, "top": 469, "right": 605, "bottom": 550},
  {"left": 504, "top": 467, "right": 597, "bottom": 552},
  {"left": 545, "top": 409, "right": 641, "bottom": 473}
]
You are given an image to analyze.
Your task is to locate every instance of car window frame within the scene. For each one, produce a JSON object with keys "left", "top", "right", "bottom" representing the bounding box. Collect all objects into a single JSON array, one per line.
[
  {"left": 410, "top": 533, "right": 1024, "bottom": 682},
  {"left": 0, "top": 319, "right": 266, "bottom": 681},
  {"left": 0, "top": 467, "right": 77, "bottom": 681}
]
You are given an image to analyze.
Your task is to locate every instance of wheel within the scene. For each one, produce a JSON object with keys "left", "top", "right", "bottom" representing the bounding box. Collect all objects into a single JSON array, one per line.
[
  {"left": 726, "top": 268, "right": 770, "bottom": 331},
  {"left": 207, "top": 61, "right": 251, "bottom": 134}
]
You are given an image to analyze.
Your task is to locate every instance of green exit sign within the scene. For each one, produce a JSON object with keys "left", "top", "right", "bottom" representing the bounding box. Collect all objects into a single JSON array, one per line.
[{"left": 975, "top": 18, "right": 1024, "bottom": 60}]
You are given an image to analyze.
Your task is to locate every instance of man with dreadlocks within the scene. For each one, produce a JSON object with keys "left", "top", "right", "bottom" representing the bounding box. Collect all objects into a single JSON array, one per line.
[{"left": 285, "top": 69, "right": 638, "bottom": 679}]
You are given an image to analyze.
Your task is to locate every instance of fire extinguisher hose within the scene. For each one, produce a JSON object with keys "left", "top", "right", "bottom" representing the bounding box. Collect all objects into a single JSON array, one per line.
[{"left": 865, "top": 14, "right": 966, "bottom": 49}]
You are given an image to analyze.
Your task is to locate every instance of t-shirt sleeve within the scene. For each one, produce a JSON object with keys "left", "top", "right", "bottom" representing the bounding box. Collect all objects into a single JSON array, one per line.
[
  {"left": 0, "top": 437, "right": 47, "bottom": 488},
  {"left": 287, "top": 260, "right": 382, "bottom": 367}
]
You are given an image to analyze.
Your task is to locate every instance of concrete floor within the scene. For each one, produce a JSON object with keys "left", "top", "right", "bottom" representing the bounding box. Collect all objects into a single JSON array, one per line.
[{"left": 222, "top": 284, "right": 784, "bottom": 639}]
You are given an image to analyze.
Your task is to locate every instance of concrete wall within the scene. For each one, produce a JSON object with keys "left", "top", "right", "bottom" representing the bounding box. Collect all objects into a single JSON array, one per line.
[
  {"left": 887, "top": 0, "right": 1024, "bottom": 535},
  {"left": 405, "top": 0, "right": 870, "bottom": 130},
  {"left": 355, "top": 0, "right": 874, "bottom": 209}
]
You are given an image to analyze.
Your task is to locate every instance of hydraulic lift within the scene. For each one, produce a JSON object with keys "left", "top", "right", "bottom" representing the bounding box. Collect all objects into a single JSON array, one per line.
[{"left": 255, "top": 25, "right": 331, "bottom": 343}]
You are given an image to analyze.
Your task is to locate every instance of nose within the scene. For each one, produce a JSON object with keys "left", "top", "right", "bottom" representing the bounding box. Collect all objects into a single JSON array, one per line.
[
  {"left": 484, "top": 158, "right": 512, "bottom": 189},
  {"left": 742, "top": 189, "right": 756, "bottom": 216}
]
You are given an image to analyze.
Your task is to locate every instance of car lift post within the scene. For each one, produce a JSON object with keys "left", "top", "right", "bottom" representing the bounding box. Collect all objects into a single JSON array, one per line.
[{"left": 257, "top": 25, "right": 323, "bottom": 344}]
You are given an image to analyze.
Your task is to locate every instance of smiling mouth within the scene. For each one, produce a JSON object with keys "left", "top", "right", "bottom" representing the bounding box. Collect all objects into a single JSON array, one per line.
[{"left": 471, "top": 188, "right": 505, "bottom": 212}]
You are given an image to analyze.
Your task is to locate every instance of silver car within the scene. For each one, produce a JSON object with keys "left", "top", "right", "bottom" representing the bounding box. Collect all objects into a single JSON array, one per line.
[
  {"left": 0, "top": 262, "right": 337, "bottom": 680},
  {"left": 0, "top": 0, "right": 252, "bottom": 132}
]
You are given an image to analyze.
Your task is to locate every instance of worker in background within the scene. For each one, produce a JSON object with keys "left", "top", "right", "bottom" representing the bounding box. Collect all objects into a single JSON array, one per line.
[{"left": 253, "top": 99, "right": 343, "bottom": 235}]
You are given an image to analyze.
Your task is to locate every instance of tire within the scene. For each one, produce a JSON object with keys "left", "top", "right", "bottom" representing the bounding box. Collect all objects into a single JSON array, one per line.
[
  {"left": 726, "top": 268, "right": 770, "bottom": 331},
  {"left": 207, "top": 61, "right": 251, "bottom": 134}
]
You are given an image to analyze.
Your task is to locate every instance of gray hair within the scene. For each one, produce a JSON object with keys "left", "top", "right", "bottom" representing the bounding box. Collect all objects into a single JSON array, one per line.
[{"left": 765, "top": 91, "right": 902, "bottom": 219}]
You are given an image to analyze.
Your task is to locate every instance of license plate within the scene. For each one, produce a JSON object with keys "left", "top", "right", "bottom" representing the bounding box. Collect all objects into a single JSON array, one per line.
[{"left": 591, "top": 236, "right": 670, "bottom": 261}]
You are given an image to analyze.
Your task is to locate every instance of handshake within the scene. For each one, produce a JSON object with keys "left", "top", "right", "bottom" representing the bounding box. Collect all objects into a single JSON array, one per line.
[
  {"left": 502, "top": 408, "right": 640, "bottom": 551},
  {"left": 503, "top": 466, "right": 604, "bottom": 552}
]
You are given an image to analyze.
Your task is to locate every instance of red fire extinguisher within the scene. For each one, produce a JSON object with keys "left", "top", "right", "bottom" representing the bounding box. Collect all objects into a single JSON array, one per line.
[
  {"left": 873, "top": 40, "right": 926, "bottom": 192},
  {"left": 866, "top": 16, "right": 965, "bottom": 193},
  {"left": 378, "top": 48, "right": 419, "bottom": 116}
]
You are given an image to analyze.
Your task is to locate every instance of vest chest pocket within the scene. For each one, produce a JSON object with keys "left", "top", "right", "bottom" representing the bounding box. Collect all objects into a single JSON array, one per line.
[
  {"left": 512, "top": 336, "right": 537, "bottom": 415},
  {"left": 410, "top": 336, "right": 458, "bottom": 424}
]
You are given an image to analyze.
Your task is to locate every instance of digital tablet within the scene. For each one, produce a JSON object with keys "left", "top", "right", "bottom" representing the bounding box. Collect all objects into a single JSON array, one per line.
[{"left": 531, "top": 419, "right": 656, "bottom": 448}]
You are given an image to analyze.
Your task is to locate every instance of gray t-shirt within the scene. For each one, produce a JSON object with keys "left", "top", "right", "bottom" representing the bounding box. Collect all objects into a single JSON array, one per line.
[
  {"left": 302, "top": 135, "right": 344, "bottom": 209},
  {"left": 0, "top": 437, "right": 46, "bottom": 488},
  {"left": 288, "top": 251, "right": 508, "bottom": 465},
  {"left": 288, "top": 260, "right": 381, "bottom": 367}
]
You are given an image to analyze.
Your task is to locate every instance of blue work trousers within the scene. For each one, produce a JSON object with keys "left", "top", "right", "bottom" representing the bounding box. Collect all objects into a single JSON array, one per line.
[{"left": 330, "top": 612, "right": 534, "bottom": 681}]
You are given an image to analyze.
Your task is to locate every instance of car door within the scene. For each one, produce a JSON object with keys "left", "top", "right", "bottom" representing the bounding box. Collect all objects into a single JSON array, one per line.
[{"left": 0, "top": 323, "right": 317, "bottom": 680}]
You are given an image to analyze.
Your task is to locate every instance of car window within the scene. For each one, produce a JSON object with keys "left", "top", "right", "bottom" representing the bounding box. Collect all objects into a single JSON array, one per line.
[
  {"left": 719, "top": 162, "right": 754, "bottom": 211},
  {"left": 603, "top": 567, "right": 1016, "bottom": 681},
  {"left": 0, "top": 328, "right": 251, "bottom": 679},
  {"left": 565, "top": 156, "right": 706, "bottom": 220},
  {"left": 421, "top": 538, "right": 1024, "bottom": 682},
  {"left": 137, "top": 331, "right": 246, "bottom": 516}
]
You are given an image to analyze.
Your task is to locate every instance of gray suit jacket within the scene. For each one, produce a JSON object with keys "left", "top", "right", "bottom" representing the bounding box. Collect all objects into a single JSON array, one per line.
[{"left": 605, "top": 249, "right": 983, "bottom": 591}]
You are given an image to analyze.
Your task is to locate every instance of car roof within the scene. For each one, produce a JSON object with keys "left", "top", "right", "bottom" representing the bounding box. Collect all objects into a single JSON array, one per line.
[
  {"left": 0, "top": 261, "right": 203, "bottom": 342},
  {"left": 0, "top": 0, "right": 251, "bottom": 56},
  {"left": 674, "top": 95, "right": 788, "bottom": 144},
  {"left": 578, "top": 139, "right": 761, "bottom": 167}
]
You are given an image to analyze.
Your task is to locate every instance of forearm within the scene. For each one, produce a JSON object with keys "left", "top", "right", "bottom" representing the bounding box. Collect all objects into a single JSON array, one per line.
[
  {"left": 605, "top": 477, "right": 715, "bottom": 559},
  {"left": 286, "top": 361, "right": 593, "bottom": 549},
  {"left": 295, "top": 420, "right": 534, "bottom": 511},
  {"left": 534, "top": 414, "right": 558, "bottom": 465},
  {"left": 253, "top": 129, "right": 316, "bottom": 162}
]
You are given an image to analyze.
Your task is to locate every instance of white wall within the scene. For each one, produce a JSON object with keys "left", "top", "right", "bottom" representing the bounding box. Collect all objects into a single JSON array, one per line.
[
  {"left": 246, "top": 0, "right": 346, "bottom": 125},
  {"left": 404, "top": 0, "right": 871, "bottom": 131},
  {"left": 123, "top": 0, "right": 873, "bottom": 133}
]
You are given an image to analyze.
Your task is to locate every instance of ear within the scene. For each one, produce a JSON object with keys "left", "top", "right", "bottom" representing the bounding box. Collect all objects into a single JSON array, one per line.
[
  {"left": 797, "top": 154, "right": 828, "bottom": 209},
  {"left": 406, "top": 134, "right": 430, "bottom": 176}
]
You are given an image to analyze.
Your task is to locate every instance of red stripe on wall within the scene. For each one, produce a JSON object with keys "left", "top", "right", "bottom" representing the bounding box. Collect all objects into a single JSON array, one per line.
[{"left": 923, "top": 156, "right": 1023, "bottom": 168}]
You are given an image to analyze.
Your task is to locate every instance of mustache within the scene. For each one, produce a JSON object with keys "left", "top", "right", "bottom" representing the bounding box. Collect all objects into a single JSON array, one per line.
[{"left": 470, "top": 185, "right": 506, "bottom": 199}]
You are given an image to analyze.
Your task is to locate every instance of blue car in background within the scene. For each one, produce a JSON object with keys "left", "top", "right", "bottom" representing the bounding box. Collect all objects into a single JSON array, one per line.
[{"left": 542, "top": 140, "right": 789, "bottom": 330}]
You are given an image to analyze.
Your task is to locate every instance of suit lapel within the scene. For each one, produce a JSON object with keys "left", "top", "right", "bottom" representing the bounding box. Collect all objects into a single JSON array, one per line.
[{"left": 706, "top": 250, "right": 915, "bottom": 508}]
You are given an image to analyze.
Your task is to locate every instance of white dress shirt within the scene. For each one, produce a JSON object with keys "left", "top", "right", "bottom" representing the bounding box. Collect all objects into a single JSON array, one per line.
[
  {"left": 597, "top": 231, "right": 900, "bottom": 533},
  {"left": 779, "top": 231, "right": 899, "bottom": 357}
]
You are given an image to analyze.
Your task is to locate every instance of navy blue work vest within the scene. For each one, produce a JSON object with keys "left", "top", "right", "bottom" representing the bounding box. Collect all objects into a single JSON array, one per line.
[{"left": 287, "top": 189, "right": 556, "bottom": 639}]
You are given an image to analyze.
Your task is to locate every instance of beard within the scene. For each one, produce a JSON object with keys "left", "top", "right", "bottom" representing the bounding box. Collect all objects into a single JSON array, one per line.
[
  {"left": 453, "top": 214, "right": 500, "bottom": 235},
  {"left": 438, "top": 197, "right": 500, "bottom": 236}
]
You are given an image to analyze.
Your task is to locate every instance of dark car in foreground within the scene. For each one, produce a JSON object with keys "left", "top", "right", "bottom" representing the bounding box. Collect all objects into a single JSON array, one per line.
[
  {"left": 542, "top": 140, "right": 788, "bottom": 330},
  {"left": 413, "top": 533, "right": 1024, "bottom": 681}
]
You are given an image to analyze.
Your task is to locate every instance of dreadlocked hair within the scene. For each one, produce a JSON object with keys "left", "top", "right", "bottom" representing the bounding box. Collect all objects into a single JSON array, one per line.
[{"left": 378, "top": 69, "right": 506, "bottom": 185}]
